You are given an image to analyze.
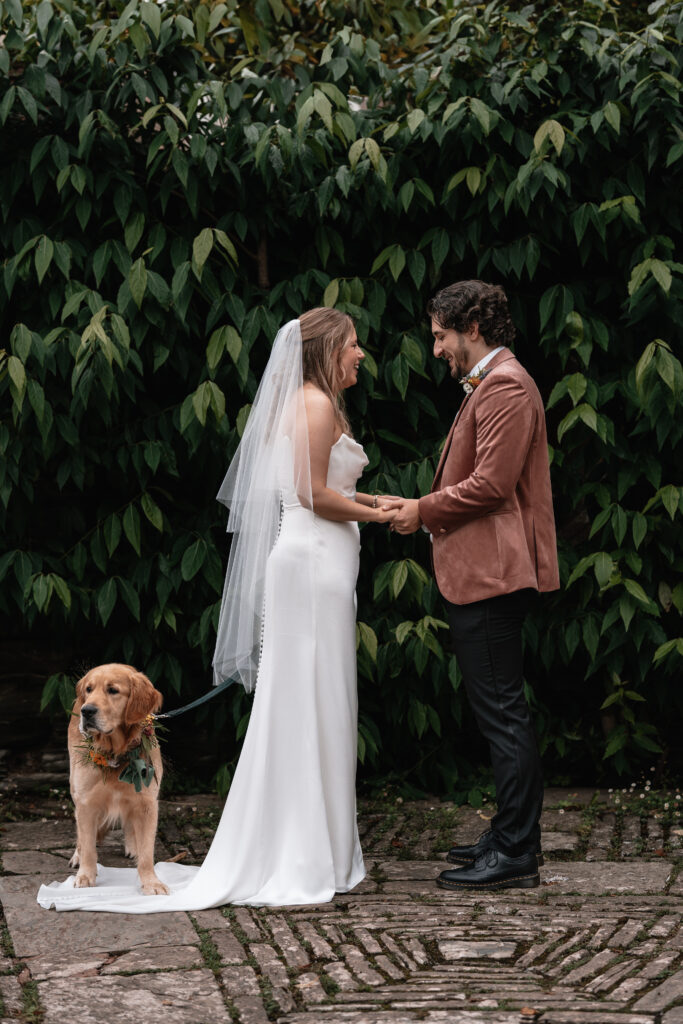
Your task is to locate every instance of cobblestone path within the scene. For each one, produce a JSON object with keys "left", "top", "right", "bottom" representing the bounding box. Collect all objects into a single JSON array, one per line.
[{"left": 1, "top": 783, "right": 682, "bottom": 1023}]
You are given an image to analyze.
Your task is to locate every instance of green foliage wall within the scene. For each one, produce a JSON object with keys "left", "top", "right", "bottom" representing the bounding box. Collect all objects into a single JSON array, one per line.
[{"left": 1, "top": 0, "right": 682, "bottom": 793}]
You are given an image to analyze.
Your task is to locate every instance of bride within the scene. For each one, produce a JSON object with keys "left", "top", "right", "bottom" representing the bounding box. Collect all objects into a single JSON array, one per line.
[{"left": 38, "top": 308, "right": 397, "bottom": 912}]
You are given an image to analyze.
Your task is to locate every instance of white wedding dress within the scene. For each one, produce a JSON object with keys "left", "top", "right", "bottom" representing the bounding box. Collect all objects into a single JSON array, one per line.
[{"left": 37, "top": 433, "right": 368, "bottom": 912}]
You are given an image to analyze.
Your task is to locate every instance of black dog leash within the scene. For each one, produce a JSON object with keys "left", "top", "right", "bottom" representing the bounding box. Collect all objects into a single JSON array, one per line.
[{"left": 153, "top": 678, "right": 236, "bottom": 720}]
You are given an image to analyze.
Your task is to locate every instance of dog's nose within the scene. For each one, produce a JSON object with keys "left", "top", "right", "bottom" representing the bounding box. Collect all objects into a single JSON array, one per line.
[{"left": 81, "top": 704, "right": 98, "bottom": 719}]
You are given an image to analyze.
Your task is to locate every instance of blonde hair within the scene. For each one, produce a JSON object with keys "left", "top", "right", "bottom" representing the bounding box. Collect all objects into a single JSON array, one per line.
[{"left": 298, "top": 307, "right": 355, "bottom": 435}]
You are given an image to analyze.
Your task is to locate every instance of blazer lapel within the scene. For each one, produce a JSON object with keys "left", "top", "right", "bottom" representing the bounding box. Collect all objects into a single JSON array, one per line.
[{"left": 431, "top": 398, "right": 467, "bottom": 491}]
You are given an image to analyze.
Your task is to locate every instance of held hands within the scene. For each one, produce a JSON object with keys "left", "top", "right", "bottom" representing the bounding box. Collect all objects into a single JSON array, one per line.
[
  {"left": 380, "top": 497, "right": 422, "bottom": 535},
  {"left": 375, "top": 506, "right": 400, "bottom": 525},
  {"left": 369, "top": 493, "right": 401, "bottom": 526}
]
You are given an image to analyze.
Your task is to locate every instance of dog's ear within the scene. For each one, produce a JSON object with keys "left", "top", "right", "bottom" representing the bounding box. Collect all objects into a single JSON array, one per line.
[
  {"left": 75, "top": 671, "right": 91, "bottom": 703},
  {"left": 124, "top": 671, "right": 163, "bottom": 725}
]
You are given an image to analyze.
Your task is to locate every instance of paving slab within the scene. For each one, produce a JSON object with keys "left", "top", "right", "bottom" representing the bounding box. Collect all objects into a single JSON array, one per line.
[
  {"left": 541, "top": 860, "right": 671, "bottom": 893},
  {"left": 438, "top": 940, "right": 517, "bottom": 960},
  {"left": 540, "top": 810, "right": 584, "bottom": 831},
  {"left": 21, "top": 953, "right": 111, "bottom": 981},
  {"left": 346, "top": 876, "right": 379, "bottom": 895},
  {"left": 101, "top": 944, "right": 203, "bottom": 973},
  {"left": 372, "top": 859, "right": 446, "bottom": 879},
  {"left": 0, "top": 976, "right": 23, "bottom": 1016},
  {"left": 211, "top": 927, "right": 249, "bottom": 964},
  {"left": 633, "top": 967, "right": 683, "bottom": 1011},
  {"left": 1, "top": 850, "right": 71, "bottom": 875},
  {"left": 279, "top": 1013, "right": 524, "bottom": 1023},
  {"left": 382, "top": 878, "right": 453, "bottom": 895},
  {"left": 668, "top": 872, "right": 683, "bottom": 895},
  {"left": 0, "top": 875, "right": 198, "bottom": 958},
  {"left": 191, "top": 907, "right": 232, "bottom": 929},
  {"left": 37, "top": 970, "right": 230, "bottom": 1024},
  {"left": 542, "top": 831, "right": 580, "bottom": 853},
  {"left": 539, "top": 1016, "right": 654, "bottom": 1024},
  {"left": 0, "top": 820, "right": 75, "bottom": 851}
]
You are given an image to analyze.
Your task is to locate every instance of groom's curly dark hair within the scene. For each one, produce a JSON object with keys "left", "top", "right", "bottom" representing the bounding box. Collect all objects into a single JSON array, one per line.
[{"left": 427, "top": 280, "right": 516, "bottom": 348}]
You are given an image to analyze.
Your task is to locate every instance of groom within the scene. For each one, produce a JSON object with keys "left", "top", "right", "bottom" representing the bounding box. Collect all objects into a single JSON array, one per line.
[{"left": 385, "top": 280, "right": 559, "bottom": 892}]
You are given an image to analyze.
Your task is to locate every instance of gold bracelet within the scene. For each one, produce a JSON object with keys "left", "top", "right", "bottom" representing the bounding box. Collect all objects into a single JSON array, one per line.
[{"left": 372, "top": 495, "right": 378, "bottom": 509}]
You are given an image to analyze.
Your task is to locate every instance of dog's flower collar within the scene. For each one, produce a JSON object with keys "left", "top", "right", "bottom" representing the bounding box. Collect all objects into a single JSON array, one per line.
[{"left": 79, "top": 715, "right": 163, "bottom": 793}]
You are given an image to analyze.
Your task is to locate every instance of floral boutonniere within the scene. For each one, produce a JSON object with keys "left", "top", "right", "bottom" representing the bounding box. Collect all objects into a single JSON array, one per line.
[{"left": 460, "top": 368, "right": 491, "bottom": 395}]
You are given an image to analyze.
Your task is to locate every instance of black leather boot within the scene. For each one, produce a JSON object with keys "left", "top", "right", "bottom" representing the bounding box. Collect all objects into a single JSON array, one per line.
[
  {"left": 447, "top": 828, "right": 544, "bottom": 866},
  {"left": 438, "top": 848, "right": 540, "bottom": 891}
]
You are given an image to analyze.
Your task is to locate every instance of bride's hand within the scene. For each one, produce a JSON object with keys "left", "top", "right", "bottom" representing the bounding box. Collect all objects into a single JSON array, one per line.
[{"left": 376, "top": 507, "right": 399, "bottom": 525}]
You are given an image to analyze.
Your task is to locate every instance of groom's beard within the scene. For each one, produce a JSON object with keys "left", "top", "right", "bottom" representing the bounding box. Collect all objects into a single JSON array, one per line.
[{"left": 453, "top": 351, "right": 469, "bottom": 379}]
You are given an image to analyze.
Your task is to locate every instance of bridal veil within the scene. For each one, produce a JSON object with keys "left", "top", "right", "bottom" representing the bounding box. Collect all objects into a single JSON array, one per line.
[{"left": 212, "top": 319, "right": 313, "bottom": 692}]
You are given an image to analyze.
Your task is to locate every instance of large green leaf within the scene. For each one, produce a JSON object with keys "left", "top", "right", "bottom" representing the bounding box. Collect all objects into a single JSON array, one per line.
[
  {"left": 129, "top": 257, "right": 147, "bottom": 308},
  {"left": 181, "top": 538, "right": 207, "bottom": 581}
]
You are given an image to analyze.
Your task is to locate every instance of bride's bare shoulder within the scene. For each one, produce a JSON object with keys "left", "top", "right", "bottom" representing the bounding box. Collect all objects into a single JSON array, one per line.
[
  {"left": 301, "top": 385, "right": 338, "bottom": 444},
  {"left": 302, "top": 384, "right": 334, "bottom": 415}
]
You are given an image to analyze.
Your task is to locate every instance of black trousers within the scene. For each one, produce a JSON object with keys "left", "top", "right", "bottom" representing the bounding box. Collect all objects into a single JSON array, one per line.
[{"left": 446, "top": 588, "right": 543, "bottom": 857}]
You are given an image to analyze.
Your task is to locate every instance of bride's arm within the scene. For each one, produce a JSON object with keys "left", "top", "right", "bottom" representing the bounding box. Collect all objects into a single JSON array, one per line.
[
  {"left": 304, "top": 390, "right": 395, "bottom": 524},
  {"left": 356, "top": 491, "right": 401, "bottom": 507}
]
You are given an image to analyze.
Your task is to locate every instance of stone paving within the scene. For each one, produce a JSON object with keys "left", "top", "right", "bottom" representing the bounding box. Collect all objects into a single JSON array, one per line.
[{"left": 1, "top": 772, "right": 682, "bottom": 1024}]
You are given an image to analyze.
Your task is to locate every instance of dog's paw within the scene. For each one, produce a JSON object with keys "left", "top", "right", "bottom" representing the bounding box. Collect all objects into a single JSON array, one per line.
[
  {"left": 141, "top": 879, "right": 170, "bottom": 895},
  {"left": 74, "top": 871, "right": 96, "bottom": 888},
  {"left": 69, "top": 850, "right": 80, "bottom": 868}
]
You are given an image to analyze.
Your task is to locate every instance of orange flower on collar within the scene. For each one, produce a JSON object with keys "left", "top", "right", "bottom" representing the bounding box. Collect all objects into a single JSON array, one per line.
[{"left": 460, "top": 368, "right": 492, "bottom": 395}]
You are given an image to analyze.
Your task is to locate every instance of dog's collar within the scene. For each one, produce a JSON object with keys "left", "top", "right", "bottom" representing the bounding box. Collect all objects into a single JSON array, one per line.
[{"left": 78, "top": 715, "right": 163, "bottom": 793}]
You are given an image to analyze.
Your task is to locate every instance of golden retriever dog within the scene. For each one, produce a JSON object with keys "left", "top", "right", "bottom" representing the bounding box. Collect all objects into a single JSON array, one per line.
[{"left": 68, "top": 663, "right": 169, "bottom": 895}]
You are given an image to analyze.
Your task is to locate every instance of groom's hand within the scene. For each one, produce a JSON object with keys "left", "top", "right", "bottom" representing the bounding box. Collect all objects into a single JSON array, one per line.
[{"left": 381, "top": 498, "right": 422, "bottom": 535}]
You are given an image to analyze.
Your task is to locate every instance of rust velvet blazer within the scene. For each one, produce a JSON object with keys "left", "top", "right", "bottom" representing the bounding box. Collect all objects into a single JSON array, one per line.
[{"left": 417, "top": 348, "right": 560, "bottom": 605}]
